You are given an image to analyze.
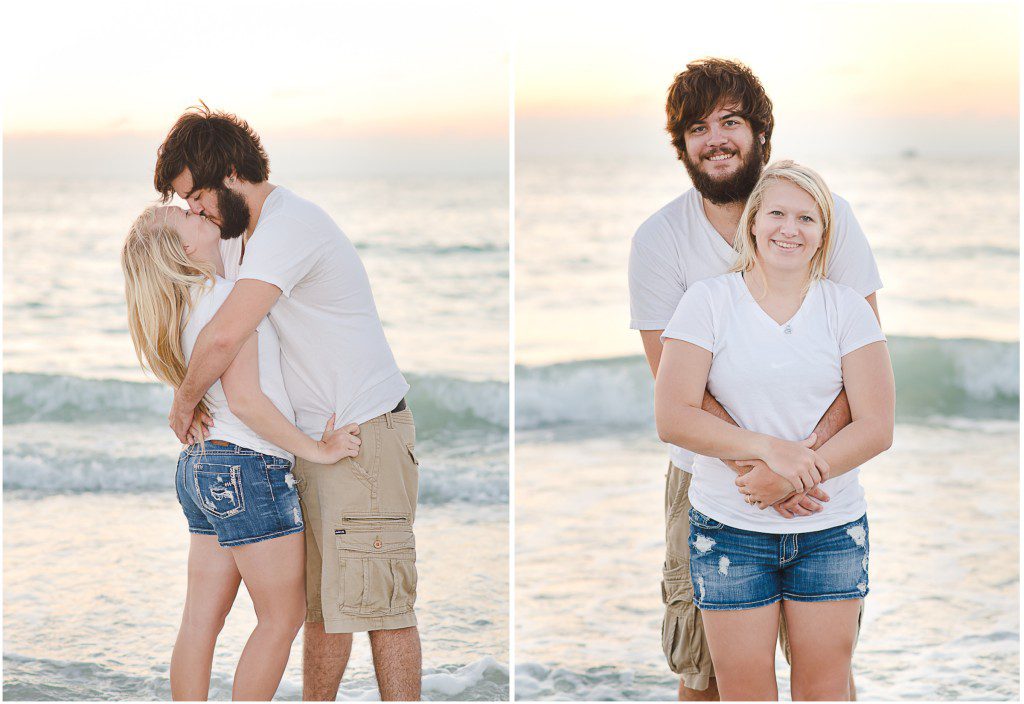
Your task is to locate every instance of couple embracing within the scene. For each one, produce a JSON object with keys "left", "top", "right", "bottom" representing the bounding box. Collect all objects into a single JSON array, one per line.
[
  {"left": 121, "top": 106, "right": 421, "bottom": 700},
  {"left": 630, "top": 59, "right": 896, "bottom": 700}
]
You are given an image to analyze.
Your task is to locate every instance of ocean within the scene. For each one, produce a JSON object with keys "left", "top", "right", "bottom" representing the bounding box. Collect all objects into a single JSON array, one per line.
[
  {"left": 3, "top": 174, "right": 510, "bottom": 700},
  {"left": 514, "top": 155, "right": 1019, "bottom": 700}
]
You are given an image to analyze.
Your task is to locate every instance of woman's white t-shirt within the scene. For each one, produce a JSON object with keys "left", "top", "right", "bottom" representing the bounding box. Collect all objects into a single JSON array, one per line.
[
  {"left": 181, "top": 276, "right": 295, "bottom": 463},
  {"left": 661, "top": 272, "right": 885, "bottom": 533}
]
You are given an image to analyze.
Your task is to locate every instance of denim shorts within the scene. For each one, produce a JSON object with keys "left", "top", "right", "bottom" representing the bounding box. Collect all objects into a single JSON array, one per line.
[
  {"left": 175, "top": 442, "right": 304, "bottom": 547},
  {"left": 688, "top": 508, "right": 869, "bottom": 611}
]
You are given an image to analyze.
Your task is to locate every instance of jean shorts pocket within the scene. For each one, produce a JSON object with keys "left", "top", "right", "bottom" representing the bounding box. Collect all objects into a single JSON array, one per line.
[
  {"left": 335, "top": 521, "right": 417, "bottom": 617},
  {"left": 193, "top": 463, "right": 245, "bottom": 518},
  {"left": 688, "top": 507, "right": 724, "bottom": 530}
]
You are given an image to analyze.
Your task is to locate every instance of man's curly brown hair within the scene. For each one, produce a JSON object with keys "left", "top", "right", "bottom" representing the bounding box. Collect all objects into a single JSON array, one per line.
[
  {"left": 154, "top": 102, "right": 270, "bottom": 202},
  {"left": 665, "top": 58, "right": 774, "bottom": 164}
]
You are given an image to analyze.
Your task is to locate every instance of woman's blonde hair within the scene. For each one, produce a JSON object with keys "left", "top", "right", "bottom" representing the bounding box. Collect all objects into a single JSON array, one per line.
[
  {"left": 730, "top": 160, "right": 835, "bottom": 292},
  {"left": 121, "top": 206, "right": 214, "bottom": 421}
]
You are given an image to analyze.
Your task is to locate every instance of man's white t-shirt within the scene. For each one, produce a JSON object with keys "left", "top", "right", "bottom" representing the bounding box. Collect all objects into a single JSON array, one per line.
[
  {"left": 661, "top": 273, "right": 885, "bottom": 533},
  {"left": 181, "top": 277, "right": 295, "bottom": 462},
  {"left": 236, "top": 186, "right": 409, "bottom": 436},
  {"left": 629, "top": 187, "right": 883, "bottom": 471}
]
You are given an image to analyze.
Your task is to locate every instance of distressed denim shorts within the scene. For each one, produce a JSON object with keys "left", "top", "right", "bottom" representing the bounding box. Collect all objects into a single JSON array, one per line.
[
  {"left": 688, "top": 508, "right": 869, "bottom": 611},
  {"left": 175, "top": 442, "right": 304, "bottom": 547}
]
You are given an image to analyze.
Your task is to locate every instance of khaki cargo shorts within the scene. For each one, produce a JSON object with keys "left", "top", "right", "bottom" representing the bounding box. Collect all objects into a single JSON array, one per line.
[
  {"left": 293, "top": 408, "right": 419, "bottom": 633},
  {"left": 661, "top": 464, "right": 863, "bottom": 690}
]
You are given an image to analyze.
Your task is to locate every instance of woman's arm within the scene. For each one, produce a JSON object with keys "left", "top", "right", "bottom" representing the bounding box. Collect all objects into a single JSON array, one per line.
[
  {"left": 655, "top": 339, "right": 826, "bottom": 491},
  {"left": 811, "top": 340, "right": 895, "bottom": 477},
  {"left": 220, "top": 332, "right": 360, "bottom": 464}
]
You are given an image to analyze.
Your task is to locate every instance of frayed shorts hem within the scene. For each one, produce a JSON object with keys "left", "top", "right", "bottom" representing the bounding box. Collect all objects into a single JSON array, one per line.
[
  {"left": 324, "top": 611, "right": 417, "bottom": 634},
  {"left": 781, "top": 590, "right": 867, "bottom": 603},
  {"left": 696, "top": 594, "right": 782, "bottom": 611},
  {"left": 217, "top": 525, "right": 304, "bottom": 548},
  {"left": 186, "top": 527, "right": 217, "bottom": 537},
  {"left": 697, "top": 592, "right": 866, "bottom": 611}
]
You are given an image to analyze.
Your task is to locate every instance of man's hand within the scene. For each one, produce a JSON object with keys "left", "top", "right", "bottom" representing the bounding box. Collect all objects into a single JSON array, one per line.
[
  {"left": 771, "top": 486, "right": 831, "bottom": 519},
  {"left": 170, "top": 395, "right": 212, "bottom": 444},
  {"left": 724, "top": 458, "right": 757, "bottom": 476}
]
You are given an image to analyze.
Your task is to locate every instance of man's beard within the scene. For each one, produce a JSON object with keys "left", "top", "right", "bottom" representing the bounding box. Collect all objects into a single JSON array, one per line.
[
  {"left": 215, "top": 186, "right": 251, "bottom": 240},
  {"left": 682, "top": 140, "right": 764, "bottom": 206}
]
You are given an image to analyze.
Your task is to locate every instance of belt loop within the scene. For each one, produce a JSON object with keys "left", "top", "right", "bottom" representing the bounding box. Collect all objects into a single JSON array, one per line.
[{"left": 385, "top": 411, "right": 394, "bottom": 429}]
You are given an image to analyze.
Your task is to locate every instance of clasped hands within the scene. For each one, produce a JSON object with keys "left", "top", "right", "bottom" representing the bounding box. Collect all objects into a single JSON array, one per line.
[{"left": 729, "top": 433, "right": 831, "bottom": 519}]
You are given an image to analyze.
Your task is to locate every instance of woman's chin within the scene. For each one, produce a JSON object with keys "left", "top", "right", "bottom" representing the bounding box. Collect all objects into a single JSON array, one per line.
[{"left": 761, "top": 255, "right": 813, "bottom": 276}]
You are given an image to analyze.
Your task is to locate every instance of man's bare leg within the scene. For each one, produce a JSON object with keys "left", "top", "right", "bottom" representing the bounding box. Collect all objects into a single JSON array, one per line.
[
  {"left": 679, "top": 676, "right": 720, "bottom": 701},
  {"left": 302, "top": 621, "right": 353, "bottom": 701},
  {"left": 850, "top": 671, "right": 857, "bottom": 701},
  {"left": 368, "top": 626, "right": 422, "bottom": 701}
]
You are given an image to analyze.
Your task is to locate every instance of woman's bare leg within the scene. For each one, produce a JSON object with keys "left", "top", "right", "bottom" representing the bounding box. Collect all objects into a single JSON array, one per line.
[
  {"left": 701, "top": 603, "right": 780, "bottom": 700},
  {"left": 229, "top": 532, "right": 306, "bottom": 701},
  {"left": 171, "top": 535, "right": 242, "bottom": 701},
  {"left": 784, "top": 599, "right": 860, "bottom": 701}
]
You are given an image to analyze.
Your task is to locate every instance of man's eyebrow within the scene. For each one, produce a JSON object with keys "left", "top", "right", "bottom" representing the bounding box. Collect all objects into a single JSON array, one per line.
[{"left": 720, "top": 112, "right": 744, "bottom": 121}]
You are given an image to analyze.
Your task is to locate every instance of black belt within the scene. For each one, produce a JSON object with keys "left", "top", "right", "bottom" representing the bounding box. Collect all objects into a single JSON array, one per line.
[{"left": 391, "top": 397, "right": 407, "bottom": 413}]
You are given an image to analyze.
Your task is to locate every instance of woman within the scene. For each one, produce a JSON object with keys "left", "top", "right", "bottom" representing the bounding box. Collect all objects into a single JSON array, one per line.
[
  {"left": 654, "top": 161, "right": 895, "bottom": 700},
  {"left": 121, "top": 205, "right": 361, "bottom": 700}
]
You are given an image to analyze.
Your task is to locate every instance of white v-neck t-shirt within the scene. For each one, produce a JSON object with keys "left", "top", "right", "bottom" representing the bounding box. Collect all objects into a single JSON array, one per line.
[
  {"left": 629, "top": 187, "right": 883, "bottom": 471},
  {"left": 661, "top": 272, "right": 885, "bottom": 533}
]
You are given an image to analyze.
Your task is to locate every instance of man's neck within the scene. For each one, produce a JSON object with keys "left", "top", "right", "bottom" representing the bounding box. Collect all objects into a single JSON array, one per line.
[
  {"left": 242, "top": 181, "right": 278, "bottom": 243},
  {"left": 701, "top": 197, "right": 746, "bottom": 247}
]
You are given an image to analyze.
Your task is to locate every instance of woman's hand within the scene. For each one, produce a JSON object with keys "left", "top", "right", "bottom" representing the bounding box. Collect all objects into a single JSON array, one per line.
[
  {"left": 734, "top": 463, "right": 795, "bottom": 509},
  {"left": 760, "top": 434, "right": 829, "bottom": 492},
  {"left": 314, "top": 414, "right": 361, "bottom": 464},
  {"left": 734, "top": 459, "right": 832, "bottom": 516}
]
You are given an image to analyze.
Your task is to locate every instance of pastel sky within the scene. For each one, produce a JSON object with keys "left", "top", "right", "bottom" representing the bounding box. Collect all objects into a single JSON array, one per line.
[
  {"left": 3, "top": 1, "right": 509, "bottom": 177},
  {"left": 515, "top": 1, "right": 1019, "bottom": 158},
  {"left": 4, "top": 1, "right": 1018, "bottom": 176}
]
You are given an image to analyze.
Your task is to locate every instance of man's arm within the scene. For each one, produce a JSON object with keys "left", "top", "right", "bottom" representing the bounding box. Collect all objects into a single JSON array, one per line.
[{"left": 168, "top": 279, "right": 283, "bottom": 442}]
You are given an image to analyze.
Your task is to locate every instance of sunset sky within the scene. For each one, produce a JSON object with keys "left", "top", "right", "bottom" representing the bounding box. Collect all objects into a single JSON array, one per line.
[
  {"left": 3, "top": 2, "right": 1018, "bottom": 177},
  {"left": 515, "top": 1, "right": 1019, "bottom": 159},
  {"left": 3, "top": 1, "right": 509, "bottom": 177}
]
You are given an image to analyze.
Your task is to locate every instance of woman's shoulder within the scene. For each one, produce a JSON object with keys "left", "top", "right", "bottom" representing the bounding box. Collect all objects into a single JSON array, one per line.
[
  {"left": 186, "top": 276, "right": 234, "bottom": 321},
  {"left": 686, "top": 271, "right": 739, "bottom": 298},
  {"left": 817, "top": 277, "right": 868, "bottom": 308}
]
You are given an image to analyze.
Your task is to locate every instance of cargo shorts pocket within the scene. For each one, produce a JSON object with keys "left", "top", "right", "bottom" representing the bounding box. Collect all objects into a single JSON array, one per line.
[
  {"left": 661, "top": 554, "right": 711, "bottom": 677},
  {"left": 193, "top": 463, "right": 245, "bottom": 518},
  {"left": 662, "top": 557, "right": 694, "bottom": 605},
  {"left": 334, "top": 519, "right": 417, "bottom": 617}
]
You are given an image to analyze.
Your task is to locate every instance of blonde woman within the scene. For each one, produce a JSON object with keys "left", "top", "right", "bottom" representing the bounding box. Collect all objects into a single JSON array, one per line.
[
  {"left": 121, "top": 205, "right": 361, "bottom": 701},
  {"left": 654, "top": 161, "right": 895, "bottom": 700}
]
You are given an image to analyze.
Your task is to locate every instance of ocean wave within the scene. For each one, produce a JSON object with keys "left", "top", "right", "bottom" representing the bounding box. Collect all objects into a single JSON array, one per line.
[
  {"left": 2, "top": 653, "right": 508, "bottom": 701},
  {"left": 516, "top": 336, "right": 1019, "bottom": 430},
  {"left": 515, "top": 662, "right": 675, "bottom": 701},
  {"left": 2, "top": 427, "right": 507, "bottom": 502},
  {"left": 3, "top": 371, "right": 509, "bottom": 432}
]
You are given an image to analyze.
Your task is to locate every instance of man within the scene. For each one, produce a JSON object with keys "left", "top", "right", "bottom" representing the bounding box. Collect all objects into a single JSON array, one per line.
[
  {"left": 628, "top": 59, "right": 883, "bottom": 701},
  {"left": 155, "top": 104, "right": 422, "bottom": 701}
]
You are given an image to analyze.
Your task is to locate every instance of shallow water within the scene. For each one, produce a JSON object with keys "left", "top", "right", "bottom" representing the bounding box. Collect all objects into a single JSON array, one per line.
[
  {"left": 514, "top": 422, "right": 1019, "bottom": 700},
  {"left": 3, "top": 496, "right": 509, "bottom": 700}
]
